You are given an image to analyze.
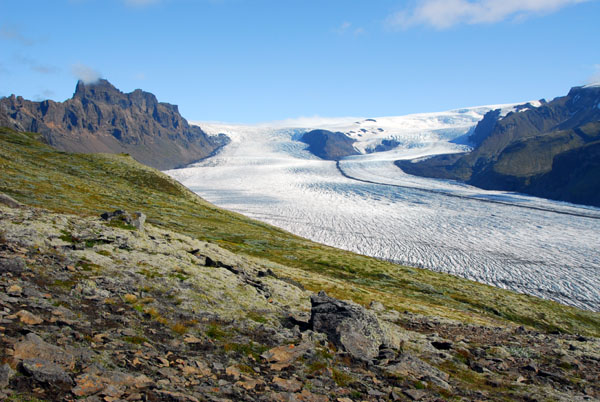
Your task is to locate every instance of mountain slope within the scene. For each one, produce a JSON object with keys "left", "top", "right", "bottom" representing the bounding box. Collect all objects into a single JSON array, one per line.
[
  {"left": 0, "top": 80, "right": 228, "bottom": 170},
  {"left": 1, "top": 127, "right": 598, "bottom": 335},
  {"left": 396, "top": 85, "right": 600, "bottom": 206},
  {"left": 1, "top": 127, "right": 599, "bottom": 401}
]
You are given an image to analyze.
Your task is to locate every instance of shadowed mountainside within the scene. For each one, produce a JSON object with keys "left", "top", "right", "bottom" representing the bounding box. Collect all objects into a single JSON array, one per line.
[
  {"left": 300, "top": 129, "right": 359, "bottom": 160},
  {"left": 0, "top": 79, "right": 229, "bottom": 170},
  {"left": 396, "top": 85, "right": 600, "bottom": 206}
]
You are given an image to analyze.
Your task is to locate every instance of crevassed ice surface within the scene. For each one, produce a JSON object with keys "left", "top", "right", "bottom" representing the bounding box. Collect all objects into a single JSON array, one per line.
[{"left": 167, "top": 107, "right": 600, "bottom": 311}]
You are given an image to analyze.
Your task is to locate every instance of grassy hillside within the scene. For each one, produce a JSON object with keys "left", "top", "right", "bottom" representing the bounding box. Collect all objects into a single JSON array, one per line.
[{"left": 1, "top": 127, "right": 599, "bottom": 336}]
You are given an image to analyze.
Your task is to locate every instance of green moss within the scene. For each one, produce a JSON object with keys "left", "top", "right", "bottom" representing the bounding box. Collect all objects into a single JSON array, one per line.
[
  {"left": 306, "top": 360, "right": 328, "bottom": 374},
  {"left": 223, "top": 342, "right": 268, "bottom": 359},
  {"left": 106, "top": 219, "right": 136, "bottom": 231},
  {"left": 168, "top": 272, "right": 189, "bottom": 281},
  {"left": 139, "top": 268, "right": 161, "bottom": 279},
  {"left": 122, "top": 335, "right": 149, "bottom": 345},
  {"left": 206, "top": 323, "right": 228, "bottom": 340},
  {"left": 331, "top": 367, "right": 353, "bottom": 387},
  {"left": 59, "top": 230, "right": 78, "bottom": 244},
  {"left": 246, "top": 311, "right": 268, "bottom": 324},
  {"left": 78, "top": 261, "right": 101, "bottom": 272}
]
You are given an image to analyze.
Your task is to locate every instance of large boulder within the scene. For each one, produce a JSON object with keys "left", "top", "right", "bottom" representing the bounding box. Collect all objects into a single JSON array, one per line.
[
  {"left": 100, "top": 210, "right": 146, "bottom": 231},
  {"left": 309, "top": 291, "right": 386, "bottom": 361}
]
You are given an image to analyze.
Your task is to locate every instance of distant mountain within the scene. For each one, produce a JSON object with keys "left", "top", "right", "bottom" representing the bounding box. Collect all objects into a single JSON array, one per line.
[
  {"left": 300, "top": 129, "right": 359, "bottom": 160},
  {"left": 0, "top": 79, "right": 228, "bottom": 170},
  {"left": 396, "top": 85, "right": 600, "bottom": 206}
]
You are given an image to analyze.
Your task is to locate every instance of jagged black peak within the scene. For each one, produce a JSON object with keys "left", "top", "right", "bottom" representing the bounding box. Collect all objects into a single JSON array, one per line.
[{"left": 0, "top": 80, "right": 229, "bottom": 170}]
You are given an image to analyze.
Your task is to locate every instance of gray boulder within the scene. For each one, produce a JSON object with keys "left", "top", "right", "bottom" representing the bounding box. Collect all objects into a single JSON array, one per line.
[
  {"left": 309, "top": 291, "right": 386, "bottom": 361},
  {"left": 21, "top": 358, "right": 73, "bottom": 390},
  {"left": 0, "top": 193, "right": 22, "bottom": 208},
  {"left": 132, "top": 212, "right": 146, "bottom": 231},
  {"left": 100, "top": 210, "right": 145, "bottom": 231},
  {"left": 0, "top": 363, "right": 15, "bottom": 389}
]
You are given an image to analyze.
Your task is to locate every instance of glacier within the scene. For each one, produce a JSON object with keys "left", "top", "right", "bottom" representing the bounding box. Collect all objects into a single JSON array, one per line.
[{"left": 167, "top": 106, "right": 600, "bottom": 311}]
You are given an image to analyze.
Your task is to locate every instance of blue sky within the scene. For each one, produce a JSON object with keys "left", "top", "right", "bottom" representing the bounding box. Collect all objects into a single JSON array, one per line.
[{"left": 1, "top": 0, "right": 599, "bottom": 123}]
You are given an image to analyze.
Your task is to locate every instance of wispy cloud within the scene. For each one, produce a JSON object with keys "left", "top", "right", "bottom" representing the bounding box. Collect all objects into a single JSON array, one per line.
[
  {"left": 71, "top": 63, "right": 101, "bottom": 83},
  {"left": 334, "top": 21, "right": 366, "bottom": 36},
  {"left": 0, "top": 25, "right": 35, "bottom": 46},
  {"left": 13, "top": 53, "right": 58, "bottom": 75},
  {"left": 589, "top": 64, "right": 600, "bottom": 84},
  {"left": 335, "top": 21, "right": 352, "bottom": 34},
  {"left": 387, "top": 0, "right": 587, "bottom": 30},
  {"left": 34, "top": 89, "right": 56, "bottom": 101}
]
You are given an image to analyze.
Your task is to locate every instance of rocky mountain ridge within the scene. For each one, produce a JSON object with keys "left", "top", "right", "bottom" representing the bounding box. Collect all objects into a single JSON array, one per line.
[
  {"left": 396, "top": 85, "right": 600, "bottom": 206},
  {"left": 0, "top": 79, "right": 228, "bottom": 170}
]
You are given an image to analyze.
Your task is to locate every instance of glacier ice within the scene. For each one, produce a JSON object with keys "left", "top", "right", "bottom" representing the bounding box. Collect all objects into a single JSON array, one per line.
[{"left": 168, "top": 107, "right": 600, "bottom": 311}]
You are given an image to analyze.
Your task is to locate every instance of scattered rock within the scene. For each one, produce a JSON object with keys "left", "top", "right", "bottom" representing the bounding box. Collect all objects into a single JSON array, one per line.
[
  {"left": 154, "top": 389, "right": 200, "bottom": 402},
  {"left": 12, "top": 333, "right": 75, "bottom": 370},
  {"left": 225, "top": 366, "right": 241, "bottom": 381},
  {"left": 272, "top": 376, "right": 302, "bottom": 392},
  {"left": 1, "top": 201, "right": 599, "bottom": 402},
  {"left": 262, "top": 342, "right": 311, "bottom": 371},
  {"left": 369, "top": 300, "right": 385, "bottom": 312},
  {"left": 403, "top": 388, "right": 427, "bottom": 400},
  {"left": 386, "top": 353, "right": 449, "bottom": 384},
  {"left": 0, "top": 363, "right": 15, "bottom": 388},
  {"left": 290, "top": 389, "right": 329, "bottom": 402},
  {"left": 235, "top": 376, "right": 264, "bottom": 391},
  {"left": 310, "top": 291, "right": 386, "bottom": 360},
  {"left": 183, "top": 335, "right": 202, "bottom": 344},
  {"left": 523, "top": 363, "right": 538, "bottom": 373},
  {"left": 7, "top": 310, "right": 43, "bottom": 325},
  {"left": 72, "top": 372, "right": 106, "bottom": 397},
  {"left": 0, "top": 257, "right": 26, "bottom": 275},
  {"left": 132, "top": 212, "right": 146, "bottom": 231},
  {"left": 21, "top": 358, "right": 73, "bottom": 389},
  {"left": 431, "top": 340, "right": 452, "bottom": 350},
  {"left": 101, "top": 210, "right": 145, "bottom": 231}
]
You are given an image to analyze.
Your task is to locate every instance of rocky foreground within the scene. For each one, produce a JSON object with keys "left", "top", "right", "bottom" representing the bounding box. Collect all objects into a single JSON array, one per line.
[{"left": 0, "top": 197, "right": 599, "bottom": 401}]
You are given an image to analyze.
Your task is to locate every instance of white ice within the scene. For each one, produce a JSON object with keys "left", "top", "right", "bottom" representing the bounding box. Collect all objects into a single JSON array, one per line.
[{"left": 167, "top": 106, "right": 600, "bottom": 311}]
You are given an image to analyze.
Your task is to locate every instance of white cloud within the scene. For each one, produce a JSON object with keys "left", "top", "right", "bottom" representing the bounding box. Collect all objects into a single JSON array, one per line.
[
  {"left": 588, "top": 64, "right": 600, "bottom": 85},
  {"left": 335, "top": 21, "right": 352, "bottom": 34},
  {"left": 0, "top": 26, "right": 35, "bottom": 46},
  {"left": 71, "top": 63, "right": 101, "bottom": 83},
  {"left": 387, "top": 0, "right": 588, "bottom": 29},
  {"left": 335, "top": 21, "right": 366, "bottom": 36}
]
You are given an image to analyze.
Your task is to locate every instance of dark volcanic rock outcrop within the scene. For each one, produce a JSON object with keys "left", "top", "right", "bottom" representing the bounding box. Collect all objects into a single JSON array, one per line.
[
  {"left": 396, "top": 85, "right": 600, "bottom": 206},
  {"left": 0, "top": 79, "right": 228, "bottom": 170},
  {"left": 300, "top": 129, "right": 359, "bottom": 160}
]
